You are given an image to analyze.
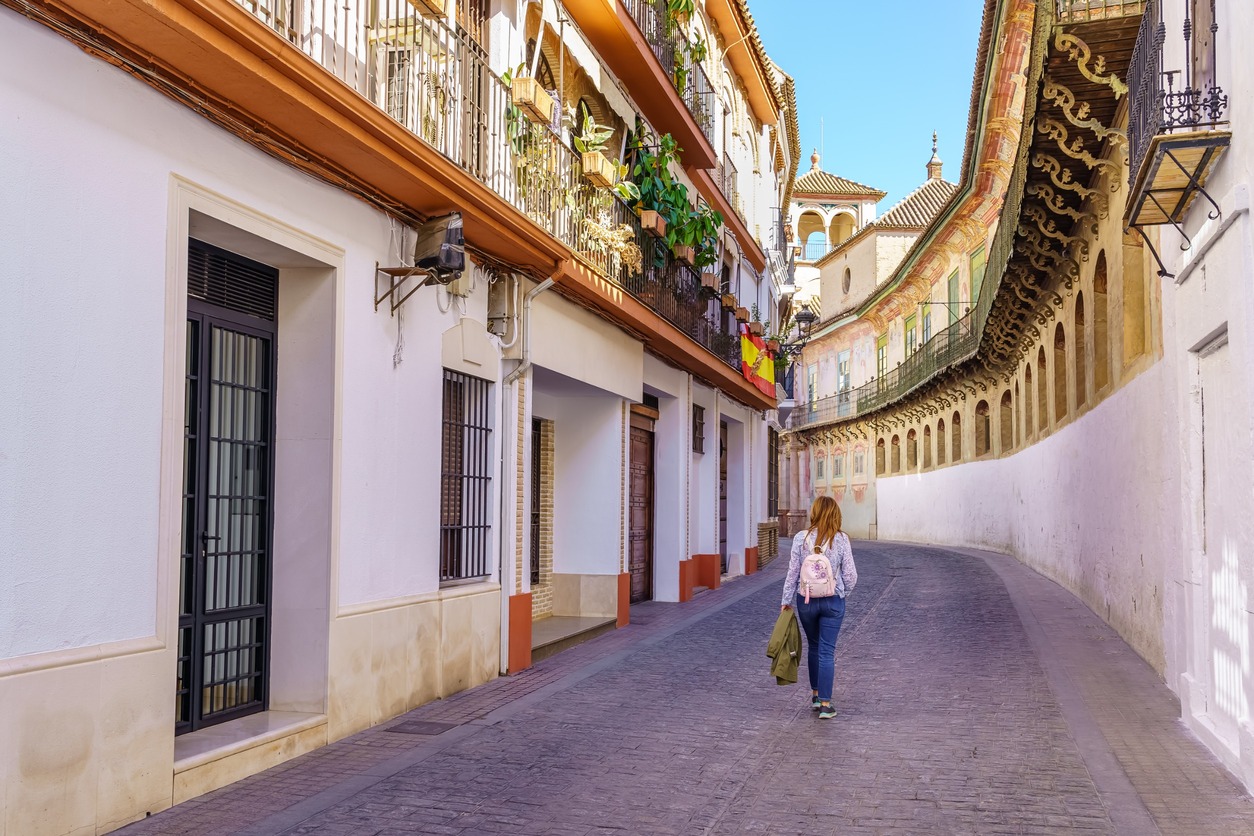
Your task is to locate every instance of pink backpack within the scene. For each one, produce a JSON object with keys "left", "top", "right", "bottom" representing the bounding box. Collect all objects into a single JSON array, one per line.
[{"left": 800, "top": 534, "right": 838, "bottom": 603}]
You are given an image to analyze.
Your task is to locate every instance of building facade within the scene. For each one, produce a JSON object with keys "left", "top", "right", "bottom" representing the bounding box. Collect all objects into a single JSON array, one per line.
[
  {"left": 785, "top": 0, "right": 1254, "bottom": 793},
  {"left": 0, "top": 0, "right": 797, "bottom": 831}
]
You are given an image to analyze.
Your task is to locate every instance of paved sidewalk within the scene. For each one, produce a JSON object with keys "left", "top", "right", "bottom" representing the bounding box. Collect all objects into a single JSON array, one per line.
[{"left": 121, "top": 543, "right": 1254, "bottom": 835}]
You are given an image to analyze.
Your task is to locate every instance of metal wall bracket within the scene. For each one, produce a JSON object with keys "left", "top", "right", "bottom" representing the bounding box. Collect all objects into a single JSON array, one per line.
[{"left": 374, "top": 262, "right": 441, "bottom": 316}]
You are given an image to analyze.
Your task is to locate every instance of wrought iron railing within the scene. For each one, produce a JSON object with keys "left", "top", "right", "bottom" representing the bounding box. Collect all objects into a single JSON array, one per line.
[
  {"left": 620, "top": 0, "right": 717, "bottom": 146},
  {"left": 793, "top": 218, "right": 1004, "bottom": 428},
  {"left": 1056, "top": 0, "right": 1144, "bottom": 23},
  {"left": 235, "top": 0, "right": 740, "bottom": 369},
  {"left": 1127, "top": 0, "right": 1228, "bottom": 178},
  {"left": 718, "top": 153, "right": 744, "bottom": 222},
  {"left": 802, "top": 240, "right": 829, "bottom": 261}
]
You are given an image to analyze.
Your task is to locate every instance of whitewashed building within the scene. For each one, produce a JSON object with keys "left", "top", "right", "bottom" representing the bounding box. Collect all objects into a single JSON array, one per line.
[
  {"left": 785, "top": 0, "right": 1254, "bottom": 794},
  {"left": 0, "top": 0, "right": 798, "bottom": 831}
]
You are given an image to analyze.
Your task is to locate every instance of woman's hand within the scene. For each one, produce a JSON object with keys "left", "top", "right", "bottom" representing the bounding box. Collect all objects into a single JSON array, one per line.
[{"left": 780, "top": 604, "right": 791, "bottom": 612}]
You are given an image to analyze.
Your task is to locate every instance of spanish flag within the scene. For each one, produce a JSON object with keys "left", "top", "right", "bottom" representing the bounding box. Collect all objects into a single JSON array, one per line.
[{"left": 740, "top": 323, "right": 776, "bottom": 398}]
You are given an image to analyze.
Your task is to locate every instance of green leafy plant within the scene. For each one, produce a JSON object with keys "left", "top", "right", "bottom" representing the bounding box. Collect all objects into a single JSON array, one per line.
[
  {"left": 672, "top": 203, "right": 723, "bottom": 269},
  {"left": 667, "top": 0, "right": 695, "bottom": 22},
  {"left": 572, "top": 102, "right": 614, "bottom": 155}
]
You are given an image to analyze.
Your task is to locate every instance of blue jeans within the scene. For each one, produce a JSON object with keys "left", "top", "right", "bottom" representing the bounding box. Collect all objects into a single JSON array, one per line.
[{"left": 795, "top": 594, "right": 846, "bottom": 702}]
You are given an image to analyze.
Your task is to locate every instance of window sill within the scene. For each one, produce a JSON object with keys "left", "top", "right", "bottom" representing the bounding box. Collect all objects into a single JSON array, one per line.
[{"left": 174, "top": 710, "right": 326, "bottom": 774}]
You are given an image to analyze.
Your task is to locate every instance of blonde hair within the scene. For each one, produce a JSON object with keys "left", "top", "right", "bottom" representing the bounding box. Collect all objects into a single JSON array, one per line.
[{"left": 809, "top": 495, "right": 843, "bottom": 551}]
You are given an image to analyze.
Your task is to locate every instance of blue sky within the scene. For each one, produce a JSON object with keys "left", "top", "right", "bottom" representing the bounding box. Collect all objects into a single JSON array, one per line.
[{"left": 753, "top": 0, "right": 986, "bottom": 211}]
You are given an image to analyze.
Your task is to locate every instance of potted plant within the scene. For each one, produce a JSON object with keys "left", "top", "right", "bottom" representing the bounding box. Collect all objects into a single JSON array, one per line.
[
  {"left": 505, "top": 63, "right": 555, "bottom": 125},
  {"left": 573, "top": 103, "right": 618, "bottom": 189},
  {"left": 735, "top": 306, "right": 750, "bottom": 323},
  {"left": 641, "top": 209, "right": 667, "bottom": 238},
  {"left": 673, "top": 244, "right": 696, "bottom": 266},
  {"left": 766, "top": 338, "right": 781, "bottom": 354},
  {"left": 700, "top": 270, "right": 718, "bottom": 291},
  {"left": 632, "top": 131, "right": 687, "bottom": 243},
  {"left": 721, "top": 292, "right": 737, "bottom": 311}
]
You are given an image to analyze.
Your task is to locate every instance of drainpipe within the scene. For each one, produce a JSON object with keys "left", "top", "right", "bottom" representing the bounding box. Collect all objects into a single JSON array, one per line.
[{"left": 498, "top": 277, "right": 556, "bottom": 675}]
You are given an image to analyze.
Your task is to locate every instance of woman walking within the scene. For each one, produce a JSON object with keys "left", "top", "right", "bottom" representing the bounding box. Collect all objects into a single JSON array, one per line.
[{"left": 781, "top": 495, "right": 857, "bottom": 719}]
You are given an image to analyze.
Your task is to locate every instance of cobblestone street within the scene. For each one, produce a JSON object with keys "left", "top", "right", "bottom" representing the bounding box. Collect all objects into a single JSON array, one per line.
[{"left": 122, "top": 543, "right": 1254, "bottom": 835}]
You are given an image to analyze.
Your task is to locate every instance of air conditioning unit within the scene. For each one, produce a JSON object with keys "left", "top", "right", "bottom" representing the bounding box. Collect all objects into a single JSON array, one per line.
[{"left": 414, "top": 212, "right": 464, "bottom": 281}]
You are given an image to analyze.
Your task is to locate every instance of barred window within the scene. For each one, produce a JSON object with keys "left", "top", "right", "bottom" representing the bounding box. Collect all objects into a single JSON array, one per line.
[
  {"left": 440, "top": 370, "right": 493, "bottom": 582},
  {"left": 693, "top": 404, "right": 706, "bottom": 454}
]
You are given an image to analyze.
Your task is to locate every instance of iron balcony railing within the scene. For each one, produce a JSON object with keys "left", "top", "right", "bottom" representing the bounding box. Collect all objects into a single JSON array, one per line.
[
  {"left": 718, "top": 153, "right": 743, "bottom": 222},
  {"left": 1055, "top": 0, "right": 1144, "bottom": 23},
  {"left": 235, "top": 0, "right": 740, "bottom": 370},
  {"left": 802, "top": 240, "right": 830, "bottom": 261},
  {"left": 793, "top": 234, "right": 1002, "bottom": 428},
  {"left": 620, "top": 0, "right": 717, "bottom": 147},
  {"left": 1127, "top": 0, "right": 1229, "bottom": 178}
]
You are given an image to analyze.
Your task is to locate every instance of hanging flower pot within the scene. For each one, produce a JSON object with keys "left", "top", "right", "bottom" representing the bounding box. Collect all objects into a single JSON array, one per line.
[
  {"left": 735, "top": 306, "right": 750, "bottom": 323},
  {"left": 673, "top": 244, "right": 696, "bottom": 266},
  {"left": 581, "top": 151, "right": 617, "bottom": 189},
  {"left": 410, "top": 0, "right": 448, "bottom": 16},
  {"left": 700, "top": 271, "right": 718, "bottom": 290},
  {"left": 766, "top": 339, "right": 781, "bottom": 354},
  {"left": 749, "top": 321, "right": 764, "bottom": 337},
  {"left": 721, "top": 293, "right": 737, "bottom": 311},
  {"left": 640, "top": 210, "right": 667, "bottom": 238},
  {"left": 510, "top": 77, "right": 555, "bottom": 125}
]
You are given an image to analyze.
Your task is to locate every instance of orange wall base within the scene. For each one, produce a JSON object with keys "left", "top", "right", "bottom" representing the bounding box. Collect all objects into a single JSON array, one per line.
[
  {"left": 507, "top": 593, "right": 533, "bottom": 674},
  {"left": 617, "top": 572, "right": 631, "bottom": 627},
  {"left": 746, "top": 547, "right": 759, "bottom": 574},
  {"left": 679, "top": 559, "right": 695, "bottom": 602},
  {"left": 693, "top": 554, "right": 721, "bottom": 590}
]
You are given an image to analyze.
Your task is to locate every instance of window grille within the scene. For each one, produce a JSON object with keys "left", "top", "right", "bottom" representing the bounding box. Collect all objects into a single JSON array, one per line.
[
  {"left": 440, "top": 370, "right": 493, "bottom": 582},
  {"left": 693, "top": 404, "right": 706, "bottom": 454},
  {"left": 815, "top": 457, "right": 825, "bottom": 480},
  {"left": 530, "top": 418, "right": 542, "bottom": 586}
]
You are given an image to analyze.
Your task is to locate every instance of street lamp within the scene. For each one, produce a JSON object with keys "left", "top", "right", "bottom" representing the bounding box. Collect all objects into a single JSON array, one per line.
[{"left": 778, "top": 302, "right": 817, "bottom": 357}]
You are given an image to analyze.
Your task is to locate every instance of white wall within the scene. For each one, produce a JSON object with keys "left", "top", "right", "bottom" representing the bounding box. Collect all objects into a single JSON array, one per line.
[
  {"left": 877, "top": 366, "right": 1177, "bottom": 671},
  {"left": 533, "top": 388, "right": 623, "bottom": 576}
]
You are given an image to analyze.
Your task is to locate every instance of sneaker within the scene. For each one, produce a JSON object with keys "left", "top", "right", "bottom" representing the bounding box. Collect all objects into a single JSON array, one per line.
[
  {"left": 818, "top": 704, "right": 837, "bottom": 719},
  {"left": 811, "top": 695, "right": 822, "bottom": 710}
]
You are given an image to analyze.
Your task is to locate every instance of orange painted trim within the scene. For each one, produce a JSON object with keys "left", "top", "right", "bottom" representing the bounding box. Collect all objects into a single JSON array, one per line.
[
  {"left": 745, "top": 547, "right": 759, "bottom": 575},
  {"left": 704, "top": 0, "right": 779, "bottom": 126},
  {"left": 556, "top": 258, "right": 776, "bottom": 411},
  {"left": 42, "top": 0, "right": 567, "bottom": 276},
  {"left": 617, "top": 572, "right": 631, "bottom": 628},
  {"left": 507, "top": 593, "right": 533, "bottom": 675},
  {"left": 562, "top": 0, "right": 717, "bottom": 169},
  {"left": 689, "top": 167, "right": 767, "bottom": 272}
]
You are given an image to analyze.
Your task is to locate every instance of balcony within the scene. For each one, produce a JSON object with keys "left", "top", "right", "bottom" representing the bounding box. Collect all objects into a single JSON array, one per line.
[
  {"left": 563, "top": 0, "right": 717, "bottom": 169},
  {"left": 620, "top": 0, "right": 716, "bottom": 149},
  {"left": 218, "top": 0, "right": 745, "bottom": 371},
  {"left": 717, "top": 154, "right": 743, "bottom": 223},
  {"left": 800, "top": 241, "right": 830, "bottom": 262},
  {"left": 793, "top": 314, "right": 980, "bottom": 429},
  {"left": 1125, "top": 0, "right": 1230, "bottom": 234},
  {"left": 1056, "top": 0, "right": 1144, "bottom": 23}
]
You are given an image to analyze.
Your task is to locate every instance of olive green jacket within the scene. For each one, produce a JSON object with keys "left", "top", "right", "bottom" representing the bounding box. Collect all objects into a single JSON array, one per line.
[{"left": 766, "top": 608, "right": 802, "bottom": 685}]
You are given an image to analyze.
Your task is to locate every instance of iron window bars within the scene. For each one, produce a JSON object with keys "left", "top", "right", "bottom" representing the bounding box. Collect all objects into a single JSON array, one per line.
[{"left": 440, "top": 370, "right": 493, "bottom": 583}]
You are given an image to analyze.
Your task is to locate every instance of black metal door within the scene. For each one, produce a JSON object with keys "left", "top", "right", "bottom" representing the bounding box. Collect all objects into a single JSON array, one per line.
[{"left": 177, "top": 242, "right": 277, "bottom": 735}]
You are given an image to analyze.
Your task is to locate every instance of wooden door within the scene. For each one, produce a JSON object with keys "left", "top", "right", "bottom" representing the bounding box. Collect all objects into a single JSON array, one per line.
[{"left": 628, "top": 418, "right": 654, "bottom": 604}]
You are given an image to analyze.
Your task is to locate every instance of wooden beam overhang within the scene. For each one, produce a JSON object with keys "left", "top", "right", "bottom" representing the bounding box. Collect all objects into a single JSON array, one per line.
[
  {"left": 27, "top": 0, "right": 568, "bottom": 276},
  {"left": 688, "top": 168, "right": 767, "bottom": 272},
  {"left": 703, "top": 0, "right": 778, "bottom": 126},
  {"left": 555, "top": 257, "right": 775, "bottom": 411},
  {"left": 981, "top": 9, "right": 1142, "bottom": 370},
  {"left": 562, "top": 0, "right": 717, "bottom": 170}
]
